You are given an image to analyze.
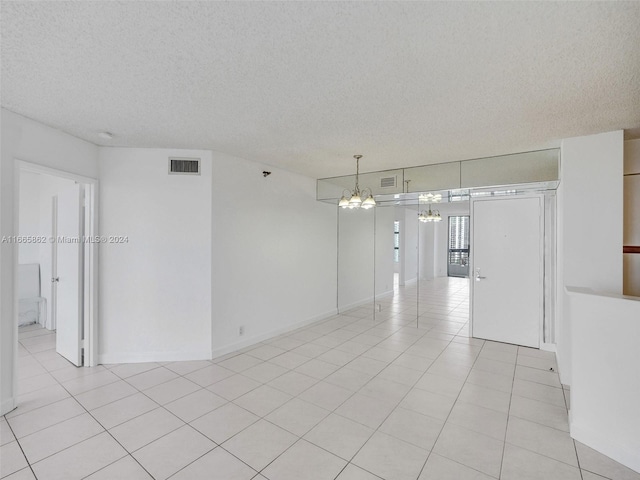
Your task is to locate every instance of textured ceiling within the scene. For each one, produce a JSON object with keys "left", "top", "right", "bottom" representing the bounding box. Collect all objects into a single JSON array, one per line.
[{"left": 2, "top": 1, "right": 639, "bottom": 178}]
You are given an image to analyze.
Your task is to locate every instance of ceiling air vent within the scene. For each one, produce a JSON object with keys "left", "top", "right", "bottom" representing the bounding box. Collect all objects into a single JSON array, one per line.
[
  {"left": 169, "top": 157, "right": 201, "bottom": 175},
  {"left": 380, "top": 176, "right": 397, "bottom": 188}
]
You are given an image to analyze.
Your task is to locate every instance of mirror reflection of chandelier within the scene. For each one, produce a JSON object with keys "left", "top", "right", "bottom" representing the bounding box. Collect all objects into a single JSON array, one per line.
[
  {"left": 418, "top": 207, "right": 442, "bottom": 222},
  {"left": 338, "top": 155, "right": 376, "bottom": 209},
  {"left": 418, "top": 192, "right": 442, "bottom": 222}
]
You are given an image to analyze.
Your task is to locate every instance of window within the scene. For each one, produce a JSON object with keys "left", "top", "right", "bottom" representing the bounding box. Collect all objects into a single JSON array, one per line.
[
  {"left": 394, "top": 221, "right": 400, "bottom": 263},
  {"left": 448, "top": 216, "right": 470, "bottom": 276}
]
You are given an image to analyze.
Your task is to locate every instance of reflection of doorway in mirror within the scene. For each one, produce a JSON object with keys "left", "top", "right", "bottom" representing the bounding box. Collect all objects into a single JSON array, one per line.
[{"left": 448, "top": 215, "right": 470, "bottom": 278}]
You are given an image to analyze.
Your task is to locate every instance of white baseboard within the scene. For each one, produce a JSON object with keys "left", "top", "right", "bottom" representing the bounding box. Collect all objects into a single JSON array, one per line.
[
  {"left": 210, "top": 307, "right": 338, "bottom": 360},
  {"left": 540, "top": 342, "right": 557, "bottom": 353},
  {"left": 338, "top": 296, "right": 376, "bottom": 313},
  {"left": 570, "top": 420, "right": 640, "bottom": 474},
  {"left": 1, "top": 397, "right": 16, "bottom": 416},
  {"left": 97, "top": 308, "right": 340, "bottom": 365},
  {"left": 99, "top": 349, "right": 212, "bottom": 365}
]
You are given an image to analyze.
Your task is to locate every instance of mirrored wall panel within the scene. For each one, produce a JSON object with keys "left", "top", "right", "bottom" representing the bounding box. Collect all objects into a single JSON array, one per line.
[{"left": 337, "top": 206, "right": 375, "bottom": 316}]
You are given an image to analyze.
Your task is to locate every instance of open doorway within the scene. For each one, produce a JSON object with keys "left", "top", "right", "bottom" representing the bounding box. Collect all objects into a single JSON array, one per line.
[{"left": 15, "top": 161, "right": 98, "bottom": 368}]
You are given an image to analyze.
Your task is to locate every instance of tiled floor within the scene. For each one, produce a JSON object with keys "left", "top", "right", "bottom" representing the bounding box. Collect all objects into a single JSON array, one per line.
[{"left": 2, "top": 277, "right": 640, "bottom": 480}]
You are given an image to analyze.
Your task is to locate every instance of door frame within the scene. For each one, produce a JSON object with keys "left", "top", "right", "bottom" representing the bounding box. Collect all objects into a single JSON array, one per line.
[
  {"left": 13, "top": 160, "right": 99, "bottom": 366},
  {"left": 469, "top": 193, "right": 545, "bottom": 349}
]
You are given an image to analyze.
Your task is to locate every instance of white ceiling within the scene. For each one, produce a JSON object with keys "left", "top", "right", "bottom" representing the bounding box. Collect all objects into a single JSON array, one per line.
[{"left": 2, "top": 1, "right": 639, "bottom": 179}]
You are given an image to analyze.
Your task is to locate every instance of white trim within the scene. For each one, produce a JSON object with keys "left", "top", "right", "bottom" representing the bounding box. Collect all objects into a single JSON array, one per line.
[
  {"left": 570, "top": 420, "right": 640, "bottom": 474},
  {"left": 13, "top": 160, "right": 99, "bottom": 367},
  {"left": 100, "top": 349, "right": 213, "bottom": 364}
]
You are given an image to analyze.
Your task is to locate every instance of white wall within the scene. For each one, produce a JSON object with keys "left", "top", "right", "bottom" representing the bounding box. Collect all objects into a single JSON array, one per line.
[
  {"left": 623, "top": 139, "right": 640, "bottom": 296},
  {"left": 98, "top": 148, "right": 213, "bottom": 363},
  {"left": 567, "top": 288, "right": 640, "bottom": 474},
  {"left": 1, "top": 108, "right": 99, "bottom": 415},
  {"left": 17, "top": 172, "right": 42, "bottom": 264},
  {"left": 557, "top": 130, "right": 623, "bottom": 385},
  {"left": 211, "top": 153, "right": 337, "bottom": 355}
]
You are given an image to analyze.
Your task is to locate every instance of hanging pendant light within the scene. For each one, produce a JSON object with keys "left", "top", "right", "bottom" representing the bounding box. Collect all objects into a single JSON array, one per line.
[{"left": 339, "top": 155, "right": 376, "bottom": 210}]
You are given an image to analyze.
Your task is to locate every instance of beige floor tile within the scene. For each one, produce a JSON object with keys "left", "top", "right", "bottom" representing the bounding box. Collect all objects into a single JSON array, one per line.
[
  {"left": 217, "top": 354, "right": 265, "bottom": 373},
  {"left": 509, "top": 395, "right": 569, "bottom": 432},
  {"left": 512, "top": 378, "right": 566, "bottom": 408},
  {"left": 143, "top": 377, "right": 201, "bottom": 405},
  {"left": 575, "top": 441, "right": 640, "bottom": 480},
  {"left": 263, "top": 439, "right": 347, "bottom": 480},
  {"left": 294, "top": 358, "right": 340, "bottom": 379},
  {"left": 233, "top": 384, "right": 292, "bottom": 417},
  {"left": 109, "top": 407, "right": 184, "bottom": 452},
  {"left": 0, "top": 441, "right": 29, "bottom": 478},
  {"left": 132, "top": 425, "right": 215, "bottom": 480},
  {"left": 125, "top": 367, "right": 180, "bottom": 391},
  {"left": 31, "top": 432, "right": 127, "bottom": 480},
  {"left": 506, "top": 416, "right": 578, "bottom": 467},
  {"left": 514, "top": 365, "right": 561, "bottom": 388},
  {"left": 266, "top": 397, "right": 330, "bottom": 436},
  {"left": 324, "top": 368, "right": 374, "bottom": 392},
  {"left": 304, "top": 413, "right": 374, "bottom": 461},
  {"left": 84, "top": 455, "right": 153, "bottom": 479},
  {"left": 241, "top": 361, "right": 289, "bottom": 383},
  {"left": 164, "top": 388, "right": 227, "bottom": 422},
  {"left": 334, "top": 464, "right": 382, "bottom": 480},
  {"left": 170, "top": 447, "right": 257, "bottom": 480},
  {"left": 222, "top": 419, "right": 297, "bottom": 471},
  {"left": 400, "top": 388, "right": 456, "bottom": 421},
  {"left": 190, "top": 402, "right": 259, "bottom": 444},
  {"left": 433, "top": 423, "right": 504, "bottom": 478},
  {"left": 447, "top": 402, "right": 508, "bottom": 441},
  {"left": 414, "top": 372, "right": 465, "bottom": 397},
  {"left": 206, "top": 373, "right": 261, "bottom": 400},
  {"left": 246, "top": 344, "right": 288, "bottom": 361},
  {"left": 267, "top": 370, "right": 318, "bottom": 396},
  {"left": 457, "top": 382, "right": 511, "bottom": 414},
  {"left": 352, "top": 431, "right": 429, "bottom": 480},
  {"left": 299, "top": 381, "right": 353, "bottom": 411},
  {"left": 379, "top": 407, "right": 444, "bottom": 450},
  {"left": 501, "top": 443, "right": 581, "bottom": 480},
  {"left": 358, "top": 377, "right": 411, "bottom": 405},
  {"left": 420, "top": 453, "right": 495, "bottom": 479},
  {"left": 164, "top": 360, "right": 212, "bottom": 376},
  {"left": 2, "top": 466, "right": 37, "bottom": 479},
  {"left": 7, "top": 397, "right": 84, "bottom": 438},
  {"left": 0, "top": 418, "right": 16, "bottom": 446},
  {"left": 183, "top": 364, "right": 235, "bottom": 387},
  {"left": 75, "top": 380, "right": 138, "bottom": 410},
  {"left": 90, "top": 392, "right": 158, "bottom": 429},
  {"left": 335, "top": 393, "right": 397, "bottom": 429},
  {"left": 20, "top": 413, "right": 104, "bottom": 464}
]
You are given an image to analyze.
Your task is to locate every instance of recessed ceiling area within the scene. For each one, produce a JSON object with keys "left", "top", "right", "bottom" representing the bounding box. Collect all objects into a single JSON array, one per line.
[{"left": 1, "top": 1, "right": 639, "bottom": 179}]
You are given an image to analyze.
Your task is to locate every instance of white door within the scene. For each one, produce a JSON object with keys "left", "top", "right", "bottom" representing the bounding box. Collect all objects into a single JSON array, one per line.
[
  {"left": 55, "top": 184, "right": 83, "bottom": 366},
  {"left": 471, "top": 196, "right": 542, "bottom": 348}
]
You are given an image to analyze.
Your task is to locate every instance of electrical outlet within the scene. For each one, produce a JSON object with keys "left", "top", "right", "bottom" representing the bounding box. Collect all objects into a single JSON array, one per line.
[{"left": 239, "top": 326, "right": 245, "bottom": 336}]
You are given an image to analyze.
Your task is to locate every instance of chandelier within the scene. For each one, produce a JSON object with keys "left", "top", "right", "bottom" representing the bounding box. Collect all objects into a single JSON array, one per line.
[
  {"left": 338, "top": 155, "right": 376, "bottom": 209},
  {"left": 418, "top": 192, "right": 442, "bottom": 222}
]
